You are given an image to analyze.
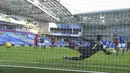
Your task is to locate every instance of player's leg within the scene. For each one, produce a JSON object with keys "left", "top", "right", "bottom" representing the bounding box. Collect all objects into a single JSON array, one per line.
[
  {"left": 116, "top": 45, "right": 119, "bottom": 56},
  {"left": 34, "top": 41, "right": 35, "bottom": 48},
  {"left": 34, "top": 42, "right": 36, "bottom": 49},
  {"left": 51, "top": 42, "right": 55, "bottom": 50},
  {"left": 51, "top": 42, "right": 53, "bottom": 49},
  {"left": 126, "top": 45, "right": 128, "bottom": 52},
  {"left": 69, "top": 45, "right": 71, "bottom": 49},
  {"left": 36, "top": 41, "right": 39, "bottom": 49},
  {"left": 34, "top": 40, "right": 38, "bottom": 49},
  {"left": 43, "top": 43, "right": 46, "bottom": 50},
  {"left": 68, "top": 57, "right": 85, "bottom": 60},
  {"left": 34, "top": 45, "right": 35, "bottom": 48},
  {"left": 114, "top": 43, "right": 119, "bottom": 56},
  {"left": 36, "top": 43, "right": 38, "bottom": 49},
  {"left": 68, "top": 46, "right": 71, "bottom": 51},
  {"left": 117, "top": 43, "right": 121, "bottom": 56},
  {"left": 69, "top": 45, "right": 73, "bottom": 51},
  {"left": 114, "top": 43, "right": 117, "bottom": 51},
  {"left": 121, "top": 48, "right": 125, "bottom": 56},
  {"left": 126, "top": 46, "right": 129, "bottom": 52},
  {"left": 41, "top": 43, "right": 43, "bottom": 49},
  {"left": 63, "top": 55, "right": 86, "bottom": 61},
  {"left": 126, "top": 43, "right": 129, "bottom": 52},
  {"left": 52, "top": 43, "right": 54, "bottom": 49},
  {"left": 116, "top": 47, "right": 119, "bottom": 56},
  {"left": 34, "top": 44, "right": 37, "bottom": 49},
  {"left": 121, "top": 43, "right": 125, "bottom": 56}
]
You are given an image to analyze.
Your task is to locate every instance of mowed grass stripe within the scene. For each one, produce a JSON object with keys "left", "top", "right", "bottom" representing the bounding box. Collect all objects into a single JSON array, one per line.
[{"left": 0, "top": 46, "right": 130, "bottom": 73}]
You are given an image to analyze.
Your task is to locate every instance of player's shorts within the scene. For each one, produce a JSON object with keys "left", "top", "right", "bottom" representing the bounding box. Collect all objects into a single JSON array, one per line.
[
  {"left": 52, "top": 42, "right": 55, "bottom": 45},
  {"left": 42, "top": 43, "right": 45, "bottom": 46},
  {"left": 69, "top": 44, "right": 72, "bottom": 48},
  {"left": 118, "top": 43, "right": 126, "bottom": 48},
  {"left": 127, "top": 45, "right": 130, "bottom": 48},
  {"left": 114, "top": 42, "right": 118, "bottom": 47},
  {"left": 69, "top": 46, "right": 75, "bottom": 49},
  {"left": 34, "top": 40, "right": 38, "bottom": 45},
  {"left": 35, "top": 42, "right": 38, "bottom": 46},
  {"left": 127, "top": 43, "right": 130, "bottom": 48}
]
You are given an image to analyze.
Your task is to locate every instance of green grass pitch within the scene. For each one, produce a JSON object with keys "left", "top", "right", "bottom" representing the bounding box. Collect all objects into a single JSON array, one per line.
[{"left": 0, "top": 46, "right": 129, "bottom": 73}]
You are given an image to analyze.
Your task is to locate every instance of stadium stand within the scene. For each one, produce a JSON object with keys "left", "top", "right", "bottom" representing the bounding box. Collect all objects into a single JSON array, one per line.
[{"left": 0, "top": 29, "right": 127, "bottom": 48}]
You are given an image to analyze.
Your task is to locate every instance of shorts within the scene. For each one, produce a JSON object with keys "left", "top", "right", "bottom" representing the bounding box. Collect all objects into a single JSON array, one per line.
[
  {"left": 127, "top": 43, "right": 130, "bottom": 48},
  {"left": 42, "top": 43, "right": 45, "bottom": 46},
  {"left": 52, "top": 42, "right": 55, "bottom": 45},
  {"left": 118, "top": 43, "right": 126, "bottom": 48},
  {"left": 69, "top": 46, "right": 75, "bottom": 49},
  {"left": 34, "top": 40, "right": 38, "bottom": 45},
  {"left": 127, "top": 45, "right": 130, "bottom": 48},
  {"left": 35, "top": 42, "right": 38, "bottom": 46},
  {"left": 114, "top": 42, "right": 118, "bottom": 48}
]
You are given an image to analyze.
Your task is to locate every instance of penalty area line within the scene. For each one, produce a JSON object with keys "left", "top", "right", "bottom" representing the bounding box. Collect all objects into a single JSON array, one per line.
[{"left": 0, "top": 65, "right": 107, "bottom": 73}]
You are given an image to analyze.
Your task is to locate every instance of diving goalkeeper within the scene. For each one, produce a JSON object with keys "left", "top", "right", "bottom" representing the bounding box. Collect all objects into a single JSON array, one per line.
[{"left": 63, "top": 35, "right": 112, "bottom": 60}]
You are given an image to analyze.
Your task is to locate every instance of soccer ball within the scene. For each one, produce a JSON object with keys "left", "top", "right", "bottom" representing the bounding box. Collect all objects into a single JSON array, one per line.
[
  {"left": 112, "top": 50, "right": 117, "bottom": 53},
  {"left": 5, "top": 42, "right": 12, "bottom": 48}
]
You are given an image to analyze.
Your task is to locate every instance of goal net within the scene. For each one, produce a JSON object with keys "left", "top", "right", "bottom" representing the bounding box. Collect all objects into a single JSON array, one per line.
[{"left": 0, "top": 0, "right": 130, "bottom": 73}]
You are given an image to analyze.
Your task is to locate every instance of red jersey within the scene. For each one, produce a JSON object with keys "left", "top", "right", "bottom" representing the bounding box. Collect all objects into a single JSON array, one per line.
[
  {"left": 34, "top": 36, "right": 38, "bottom": 42},
  {"left": 34, "top": 34, "right": 39, "bottom": 45},
  {"left": 114, "top": 36, "right": 118, "bottom": 43},
  {"left": 69, "top": 40, "right": 72, "bottom": 46},
  {"left": 51, "top": 37, "right": 56, "bottom": 43},
  {"left": 114, "top": 36, "right": 118, "bottom": 47},
  {"left": 127, "top": 42, "right": 130, "bottom": 47}
]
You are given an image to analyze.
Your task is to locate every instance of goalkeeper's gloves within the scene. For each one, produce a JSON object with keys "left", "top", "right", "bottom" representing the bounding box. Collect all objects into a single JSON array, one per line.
[{"left": 63, "top": 56, "right": 68, "bottom": 59}]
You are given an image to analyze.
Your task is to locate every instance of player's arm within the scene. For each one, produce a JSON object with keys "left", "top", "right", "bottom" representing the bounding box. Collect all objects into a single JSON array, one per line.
[
  {"left": 92, "top": 44, "right": 97, "bottom": 49},
  {"left": 101, "top": 48, "right": 112, "bottom": 55},
  {"left": 63, "top": 55, "right": 85, "bottom": 60}
]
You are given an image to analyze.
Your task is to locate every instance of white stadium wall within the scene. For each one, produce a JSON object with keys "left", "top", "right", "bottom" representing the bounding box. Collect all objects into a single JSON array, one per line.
[
  {"left": 38, "top": 21, "right": 49, "bottom": 34},
  {"left": 48, "top": 23, "right": 58, "bottom": 32}
]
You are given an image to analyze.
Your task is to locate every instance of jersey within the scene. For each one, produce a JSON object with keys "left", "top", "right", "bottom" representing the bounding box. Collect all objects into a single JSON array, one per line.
[
  {"left": 34, "top": 36, "right": 38, "bottom": 42},
  {"left": 51, "top": 37, "right": 56, "bottom": 42},
  {"left": 40, "top": 38, "right": 44, "bottom": 43},
  {"left": 114, "top": 37, "right": 118, "bottom": 43},
  {"left": 127, "top": 42, "right": 130, "bottom": 48},
  {"left": 77, "top": 41, "right": 111, "bottom": 58},
  {"left": 34, "top": 36, "right": 39, "bottom": 45},
  {"left": 114, "top": 36, "right": 119, "bottom": 47},
  {"left": 51, "top": 37, "right": 56, "bottom": 45},
  {"left": 69, "top": 39, "right": 72, "bottom": 44},
  {"left": 119, "top": 36, "right": 125, "bottom": 43}
]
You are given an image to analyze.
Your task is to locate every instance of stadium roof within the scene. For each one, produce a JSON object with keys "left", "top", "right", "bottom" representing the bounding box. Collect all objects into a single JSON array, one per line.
[
  {"left": 60, "top": 0, "right": 130, "bottom": 14},
  {"left": 0, "top": 0, "right": 76, "bottom": 23},
  {"left": 74, "top": 9, "right": 130, "bottom": 26},
  {"left": 0, "top": 0, "right": 130, "bottom": 24}
]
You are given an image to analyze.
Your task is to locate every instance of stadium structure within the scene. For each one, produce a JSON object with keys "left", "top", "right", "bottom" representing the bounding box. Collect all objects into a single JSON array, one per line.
[{"left": 0, "top": 0, "right": 130, "bottom": 73}]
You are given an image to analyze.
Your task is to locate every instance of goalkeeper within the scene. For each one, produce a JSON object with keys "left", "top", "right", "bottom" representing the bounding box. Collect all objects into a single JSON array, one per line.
[{"left": 63, "top": 35, "right": 112, "bottom": 60}]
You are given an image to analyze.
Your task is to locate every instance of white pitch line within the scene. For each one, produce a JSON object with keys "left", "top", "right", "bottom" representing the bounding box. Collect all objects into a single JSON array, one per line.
[
  {"left": 1, "top": 60, "right": 130, "bottom": 70},
  {"left": 0, "top": 65, "right": 107, "bottom": 73}
]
